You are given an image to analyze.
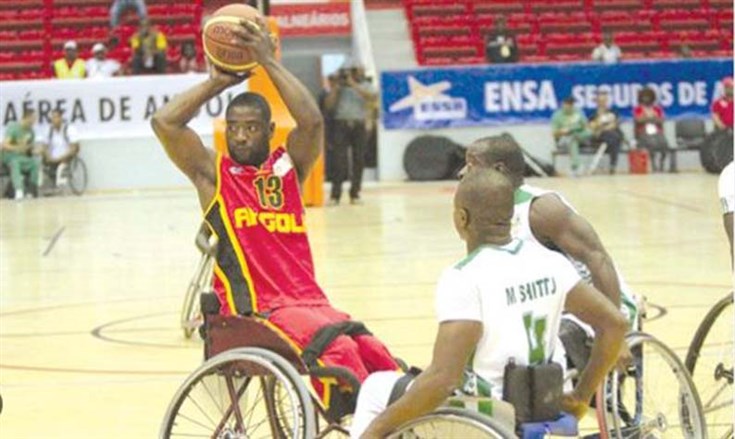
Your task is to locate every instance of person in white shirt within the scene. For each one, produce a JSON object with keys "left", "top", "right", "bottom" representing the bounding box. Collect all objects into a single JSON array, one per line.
[
  {"left": 591, "top": 32, "right": 622, "bottom": 64},
  {"left": 351, "top": 169, "right": 627, "bottom": 439},
  {"left": 719, "top": 161, "right": 734, "bottom": 262},
  {"left": 40, "top": 109, "right": 81, "bottom": 188},
  {"left": 86, "top": 43, "right": 121, "bottom": 79}
]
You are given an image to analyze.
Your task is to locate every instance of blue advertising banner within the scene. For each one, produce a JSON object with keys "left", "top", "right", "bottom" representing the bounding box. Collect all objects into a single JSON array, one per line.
[{"left": 381, "top": 59, "right": 733, "bottom": 130}]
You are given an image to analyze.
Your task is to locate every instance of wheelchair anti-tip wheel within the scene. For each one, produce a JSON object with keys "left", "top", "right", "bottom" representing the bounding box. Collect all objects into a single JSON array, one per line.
[{"left": 160, "top": 347, "right": 316, "bottom": 438}]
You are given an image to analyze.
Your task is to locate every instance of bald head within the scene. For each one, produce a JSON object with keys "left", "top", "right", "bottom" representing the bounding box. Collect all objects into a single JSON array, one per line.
[
  {"left": 453, "top": 168, "right": 514, "bottom": 244},
  {"left": 465, "top": 134, "right": 525, "bottom": 185}
]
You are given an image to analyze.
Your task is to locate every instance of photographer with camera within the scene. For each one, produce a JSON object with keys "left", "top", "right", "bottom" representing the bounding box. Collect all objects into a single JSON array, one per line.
[{"left": 323, "top": 63, "right": 377, "bottom": 205}]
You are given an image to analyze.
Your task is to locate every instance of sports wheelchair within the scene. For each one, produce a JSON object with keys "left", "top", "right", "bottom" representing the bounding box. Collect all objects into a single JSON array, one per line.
[{"left": 161, "top": 294, "right": 707, "bottom": 439}]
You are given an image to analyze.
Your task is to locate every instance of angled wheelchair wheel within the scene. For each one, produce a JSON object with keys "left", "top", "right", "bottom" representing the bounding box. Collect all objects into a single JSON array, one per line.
[
  {"left": 685, "top": 293, "right": 733, "bottom": 439},
  {"left": 160, "top": 347, "right": 316, "bottom": 439},
  {"left": 67, "top": 157, "right": 88, "bottom": 196},
  {"left": 388, "top": 407, "right": 516, "bottom": 439},
  {"left": 180, "top": 253, "right": 213, "bottom": 339},
  {"left": 601, "top": 332, "right": 707, "bottom": 439}
]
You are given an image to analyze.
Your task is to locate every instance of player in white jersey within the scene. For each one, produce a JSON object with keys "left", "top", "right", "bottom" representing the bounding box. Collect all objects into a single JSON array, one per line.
[
  {"left": 462, "top": 134, "right": 636, "bottom": 370},
  {"left": 718, "top": 161, "right": 733, "bottom": 261},
  {"left": 351, "top": 169, "right": 627, "bottom": 439}
]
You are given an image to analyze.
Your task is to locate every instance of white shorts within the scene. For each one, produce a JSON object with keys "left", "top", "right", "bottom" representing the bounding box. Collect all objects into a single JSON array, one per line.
[{"left": 350, "top": 371, "right": 406, "bottom": 438}]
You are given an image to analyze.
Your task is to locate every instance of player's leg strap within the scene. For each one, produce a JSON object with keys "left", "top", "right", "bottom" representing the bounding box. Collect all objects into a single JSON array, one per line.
[{"left": 301, "top": 320, "right": 372, "bottom": 368}]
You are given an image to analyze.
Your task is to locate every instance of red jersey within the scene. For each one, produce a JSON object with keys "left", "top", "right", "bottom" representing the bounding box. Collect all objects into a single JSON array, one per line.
[
  {"left": 633, "top": 105, "right": 664, "bottom": 137},
  {"left": 205, "top": 147, "right": 330, "bottom": 315},
  {"left": 711, "top": 97, "right": 734, "bottom": 128}
]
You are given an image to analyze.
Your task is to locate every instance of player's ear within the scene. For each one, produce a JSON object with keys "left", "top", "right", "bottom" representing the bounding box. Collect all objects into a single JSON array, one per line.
[
  {"left": 268, "top": 122, "right": 275, "bottom": 140},
  {"left": 491, "top": 161, "right": 509, "bottom": 175},
  {"left": 458, "top": 207, "right": 469, "bottom": 229}
]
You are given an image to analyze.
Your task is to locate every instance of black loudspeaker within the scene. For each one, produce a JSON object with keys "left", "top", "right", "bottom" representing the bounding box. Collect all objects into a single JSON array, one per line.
[
  {"left": 403, "top": 135, "right": 466, "bottom": 181},
  {"left": 700, "top": 129, "right": 733, "bottom": 174}
]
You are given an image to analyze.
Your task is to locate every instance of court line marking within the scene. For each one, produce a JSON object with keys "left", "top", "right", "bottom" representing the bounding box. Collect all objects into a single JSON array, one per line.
[
  {"left": 618, "top": 189, "right": 704, "bottom": 213},
  {"left": 0, "top": 363, "right": 191, "bottom": 375},
  {"left": 41, "top": 225, "right": 65, "bottom": 257}
]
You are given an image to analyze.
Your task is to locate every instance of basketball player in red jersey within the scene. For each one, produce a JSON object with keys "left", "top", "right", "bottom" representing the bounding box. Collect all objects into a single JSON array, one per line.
[{"left": 151, "top": 19, "right": 398, "bottom": 410}]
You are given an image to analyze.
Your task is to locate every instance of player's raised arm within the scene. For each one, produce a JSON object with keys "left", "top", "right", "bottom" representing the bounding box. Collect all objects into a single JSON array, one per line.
[
  {"left": 151, "top": 69, "right": 245, "bottom": 203},
  {"left": 232, "top": 19, "right": 324, "bottom": 184}
]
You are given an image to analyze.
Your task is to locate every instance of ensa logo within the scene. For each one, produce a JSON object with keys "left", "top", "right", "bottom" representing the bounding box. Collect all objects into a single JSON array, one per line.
[{"left": 389, "top": 76, "right": 467, "bottom": 121}]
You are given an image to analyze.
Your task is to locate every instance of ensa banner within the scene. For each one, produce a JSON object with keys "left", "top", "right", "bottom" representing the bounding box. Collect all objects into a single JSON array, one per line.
[
  {"left": 381, "top": 59, "right": 733, "bottom": 130},
  {"left": 0, "top": 74, "right": 246, "bottom": 139},
  {"left": 270, "top": 0, "right": 351, "bottom": 37}
]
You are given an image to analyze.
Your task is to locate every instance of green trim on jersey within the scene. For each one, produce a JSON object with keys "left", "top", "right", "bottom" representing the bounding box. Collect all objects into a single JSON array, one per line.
[
  {"left": 454, "top": 240, "right": 524, "bottom": 269},
  {"left": 514, "top": 188, "right": 534, "bottom": 205}
]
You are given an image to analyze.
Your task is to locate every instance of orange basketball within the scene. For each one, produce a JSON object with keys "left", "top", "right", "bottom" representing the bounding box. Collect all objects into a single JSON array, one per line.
[{"left": 202, "top": 4, "right": 263, "bottom": 73}]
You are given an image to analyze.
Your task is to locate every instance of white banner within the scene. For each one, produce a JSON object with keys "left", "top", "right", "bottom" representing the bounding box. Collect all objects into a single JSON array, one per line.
[{"left": 0, "top": 74, "right": 249, "bottom": 140}]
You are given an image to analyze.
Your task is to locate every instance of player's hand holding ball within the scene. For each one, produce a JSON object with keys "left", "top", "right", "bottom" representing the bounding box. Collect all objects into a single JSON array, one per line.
[{"left": 202, "top": 4, "right": 275, "bottom": 75}]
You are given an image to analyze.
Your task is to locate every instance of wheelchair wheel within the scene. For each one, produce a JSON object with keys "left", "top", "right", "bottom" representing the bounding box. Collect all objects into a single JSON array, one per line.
[
  {"left": 67, "top": 157, "right": 88, "bottom": 195},
  {"left": 388, "top": 407, "right": 516, "bottom": 439},
  {"left": 180, "top": 253, "right": 213, "bottom": 339},
  {"left": 600, "top": 332, "right": 707, "bottom": 439},
  {"left": 160, "top": 347, "right": 316, "bottom": 439},
  {"left": 685, "top": 294, "right": 733, "bottom": 439}
]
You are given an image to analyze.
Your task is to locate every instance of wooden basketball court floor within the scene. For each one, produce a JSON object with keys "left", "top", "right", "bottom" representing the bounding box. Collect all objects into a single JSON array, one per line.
[{"left": 0, "top": 172, "right": 732, "bottom": 437}]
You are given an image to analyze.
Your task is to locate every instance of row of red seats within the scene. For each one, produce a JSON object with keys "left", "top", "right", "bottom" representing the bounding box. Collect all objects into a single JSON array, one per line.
[
  {"left": 404, "top": 0, "right": 732, "bottom": 17},
  {"left": 0, "top": 0, "right": 203, "bottom": 80}
]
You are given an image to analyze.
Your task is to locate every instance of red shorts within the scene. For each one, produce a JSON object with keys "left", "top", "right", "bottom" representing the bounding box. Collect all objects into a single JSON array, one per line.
[{"left": 267, "top": 305, "right": 399, "bottom": 403}]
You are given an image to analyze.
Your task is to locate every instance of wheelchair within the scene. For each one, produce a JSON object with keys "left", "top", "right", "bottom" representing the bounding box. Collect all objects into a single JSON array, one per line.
[
  {"left": 161, "top": 293, "right": 706, "bottom": 439},
  {"left": 685, "top": 293, "right": 733, "bottom": 439},
  {"left": 41, "top": 156, "right": 88, "bottom": 196},
  {"left": 180, "top": 251, "right": 214, "bottom": 338}
]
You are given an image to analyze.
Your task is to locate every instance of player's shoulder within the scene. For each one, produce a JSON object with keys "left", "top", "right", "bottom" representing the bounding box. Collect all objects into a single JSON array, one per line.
[{"left": 718, "top": 161, "right": 734, "bottom": 196}]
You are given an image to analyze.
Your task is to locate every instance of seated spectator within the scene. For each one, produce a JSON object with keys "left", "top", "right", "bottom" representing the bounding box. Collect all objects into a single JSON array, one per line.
[
  {"left": 589, "top": 91, "right": 624, "bottom": 174},
  {"left": 178, "top": 41, "right": 205, "bottom": 74},
  {"left": 552, "top": 96, "right": 591, "bottom": 176},
  {"left": 592, "top": 32, "right": 622, "bottom": 64},
  {"left": 678, "top": 44, "right": 693, "bottom": 59},
  {"left": 633, "top": 87, "right": 672, "bottom": 172},
  {"left": 712, "top": 76, "right": 733, "bottom": 131},
  {"left": 40, "top": 109, "right": 81, "bottom": 190},
  {"left": 110, "top": 0, "right": 147, "bottom": 29},
  {"left": 86, "top": 43, "right": 121, "bottom": 79},
  {"left": 53, "top": 41, "right": 86, "bottom": 79},
  {"left": 130, "top": 19, "right": 167, "bottom": 75},
  {"left": 1, "top": 110, "right": 40, "bottom": 200},
  {"left": 484, "top": 16, "right": 518, "bottom": 64}
]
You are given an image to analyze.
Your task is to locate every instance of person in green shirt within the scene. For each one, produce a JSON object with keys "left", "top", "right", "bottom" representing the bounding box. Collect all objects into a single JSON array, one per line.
[
  {"left": 552, "top": 97, "right": 591, "bottom": 176},
  {"left": 2, "top": 109, "right": 40, "bottom": 200}
]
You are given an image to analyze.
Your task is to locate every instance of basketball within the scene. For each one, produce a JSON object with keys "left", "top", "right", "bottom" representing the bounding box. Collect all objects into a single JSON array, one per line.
[{"left": 202, "top": 3, "right": 263, "bottom": 73}]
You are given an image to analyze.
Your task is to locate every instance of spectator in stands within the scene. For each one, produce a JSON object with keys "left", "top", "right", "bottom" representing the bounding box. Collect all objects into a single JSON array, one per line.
[
  {"left": 552, "top": 96, "right": 591, "bottom": 176},
  {"left": 678, "top": 44, "right": 693, "bottom": 59},
  {"left": 324, "top": 63, "right": 377, "bottom": 205},
  {"left": 589, "top": 91, "right": 624, "bottom": 174},
  {"left": 1, "top": 110, "right": 40, "bottom": 200},
  {"left": 633, "top": 87, "right": 671, "bottom": 172},
  {"left": 40, "top": 109, "right": 81, "bottom": 190},
  {"left": 86, "top": 43, "right": 121, "bottom": 79},
  {"left": 591, "top": 32, "right": 622, "bottom": 64},
  {"left": 178, "top": 41, "right": 205, "bottom": 74},
  {"left": 484, "top": 16, "right": 518, "bottom": 64},
  {"left": 110, "top": 0, "right": 148, "bottom": 29},
  {"left": 130, "top": 19, "right": 167, "bottom": 75},
  {"left": 53, "top": 40, "right": 86, "bottom": 79},
  {"left": 712, "top": 76, "right": 734, "bottom": 131}
]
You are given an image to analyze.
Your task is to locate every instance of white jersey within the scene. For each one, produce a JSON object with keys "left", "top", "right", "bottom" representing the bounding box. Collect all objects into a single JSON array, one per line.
[
  {"left": 718, "top": 162, "right": 734, "bottom": 214},
  {"left": 435, "top": 238, "right": 581, "bottom": 399},
  {"left": 512, "top": 184, "right": 638, "bottom": 326}
]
